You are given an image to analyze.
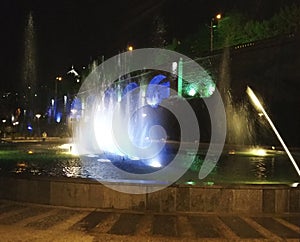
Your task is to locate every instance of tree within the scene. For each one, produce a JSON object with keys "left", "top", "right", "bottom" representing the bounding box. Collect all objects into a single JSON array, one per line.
[
  {"left": 151, "top": 15, "right": 167, "bottom": 47},
  {"left": 180, "top": 3, "right": 300, "bottom": 55}
]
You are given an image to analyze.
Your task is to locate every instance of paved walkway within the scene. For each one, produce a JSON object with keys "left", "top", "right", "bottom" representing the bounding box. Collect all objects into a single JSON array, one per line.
[{"left": 0, "top": 199, "right": 299, "bottom": 241}]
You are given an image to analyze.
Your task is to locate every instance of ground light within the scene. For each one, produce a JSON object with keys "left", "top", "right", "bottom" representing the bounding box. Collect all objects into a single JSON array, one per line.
[
  {"left": 186, "top": 84, "right": 197, "bottom": 97},
  {"left": 246, "top": 86, "right": 300, "bottom": 176}
]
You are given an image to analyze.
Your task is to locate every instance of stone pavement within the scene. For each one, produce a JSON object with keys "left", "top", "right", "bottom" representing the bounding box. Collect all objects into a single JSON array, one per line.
[{"left": 0, "top": 199, "right": 299, "bottom": 242}]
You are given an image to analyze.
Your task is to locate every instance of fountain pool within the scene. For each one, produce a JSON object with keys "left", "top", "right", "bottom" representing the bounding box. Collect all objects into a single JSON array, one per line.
[{"left": 0, "top": 140, "right": 299, "bottom": 187}]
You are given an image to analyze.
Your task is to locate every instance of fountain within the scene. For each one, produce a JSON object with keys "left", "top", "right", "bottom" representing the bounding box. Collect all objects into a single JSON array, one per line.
[
  {"left": 247, "top": 86, "right": 300, "bottom": 176},
  {"left": 70, "top": 48, "right": 226, "bottom": 193},
  {"left": 23, "top": 12, "right": 37, "bottom": 114},
  {"left": 217, "top": 48, "right": 256, "bottom": 145}
]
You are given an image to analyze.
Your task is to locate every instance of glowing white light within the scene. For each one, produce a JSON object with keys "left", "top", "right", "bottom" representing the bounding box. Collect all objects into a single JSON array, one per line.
[
  {"left": 172, "top": 61, "right": 177, "bottom": 74},
  {"left": 58, "top": 143, "right": 78, "bottom": 156},
  {"left": 291, "top": 182, "right": 299, "bottom": 188},
  {"left": 149, "top": 159, "right": 162, "bottom": 168},
  {"left": 97, "top": 158, "right": 111, "bottom": 163},
  {"left": 87, "top": 154, "right": 98, "bottom": 158},
  {"left": 188, "top": 88, "right": 197, "bottom": 96},
  {"left": 142, "top": 113, "right": 147, "bottom": 117},
  {"left": 250, "top": 148, "right": 267, "bottom": 156},
  {"left": 71, "top": 109, "right": 77, "bottom": 114}
]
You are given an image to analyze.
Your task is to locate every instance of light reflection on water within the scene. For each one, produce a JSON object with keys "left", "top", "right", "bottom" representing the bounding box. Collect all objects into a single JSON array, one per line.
[{"left": 0, "top": 142, "right": 299, "bottom": 185}]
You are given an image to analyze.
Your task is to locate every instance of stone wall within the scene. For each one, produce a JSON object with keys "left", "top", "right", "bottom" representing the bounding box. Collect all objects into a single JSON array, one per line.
[{"left": 0, "top": 176, "right": 299, "bottom": 213}]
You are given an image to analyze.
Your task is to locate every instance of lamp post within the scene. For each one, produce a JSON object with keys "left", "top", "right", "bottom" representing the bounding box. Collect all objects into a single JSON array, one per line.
[
  {"left": 54, "top": 76, "right": 62, "bottom": 121},
  {"left": 35, "top": 113, "right": 41, "bottom": 137},
  {"left": 210, "top": 13, "right": 222, "bottom": 52},
  {"left": 55, "top": 76, "right": 62, "bottom": 99}
]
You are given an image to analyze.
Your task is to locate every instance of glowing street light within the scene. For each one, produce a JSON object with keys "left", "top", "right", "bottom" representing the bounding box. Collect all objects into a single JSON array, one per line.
[
  {"left": 210, "top": 13, "right": 222, "bottom": 52},
  {"left": 127, "top": 45, "right": 133, "bottom": 51},
  {"left": 216, "top": 13, "right": 222, "bottom": 20},
  {"left": 55, "top": 76, "right": 62, "bottom": 98},
  {"left": 35, "top": 113, "right": 41, "bottom": 137}
]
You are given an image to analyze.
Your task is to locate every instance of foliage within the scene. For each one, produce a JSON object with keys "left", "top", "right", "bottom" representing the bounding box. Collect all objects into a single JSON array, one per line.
[
  {"left": 177, "top": 3, "right": 300, "bottom": 55},
  {"left": 151, "top": 15, "right": 167, "bottom": 47}
]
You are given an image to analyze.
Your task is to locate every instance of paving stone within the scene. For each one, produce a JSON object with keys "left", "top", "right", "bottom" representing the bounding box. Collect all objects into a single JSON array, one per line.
[
  {"left": 108, "top": 213, "right": 142, "bottom": 235},
  {"left": 220, "top": 216, "right": 263, "bottom": 238},
  {"left": 26, "top": 209, "right": 78, "bottom": 230},
  {"left": 0, "top": 206, "right": 51, "bottom": 225},
  {"left": 152, "top": 215, "right": 177, "bottom": 237},
  {"left": 188, "top": 215, "right": 220, "bottom": 238},
  {"left": 71, "top": 211, "right": 110, "bottom": 232},
  {"left": 253, "top": 217, "right": 300, "bottom": 239}
]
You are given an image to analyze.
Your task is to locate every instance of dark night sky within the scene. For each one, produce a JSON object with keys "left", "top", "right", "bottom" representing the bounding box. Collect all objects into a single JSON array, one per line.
[{"left": 0, "top": 0, "right": 295, "bottom": 92}]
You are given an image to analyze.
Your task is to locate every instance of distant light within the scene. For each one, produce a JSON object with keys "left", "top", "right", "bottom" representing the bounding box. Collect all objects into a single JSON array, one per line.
[
  {"left": 51, "top": 99, "right": 55, "bottom": 106},
  {"left": 271, "top": 146, "right": 275, "bottom": 150},
  {"left": 56, "top": 114, "right": 61, "bottom": 123},
  {"left": 216, "top": 13, "right": 222, "bottom": 19},
  {"left": 2, "top": 119, "right": 6, "bottom": 123},
  {"left": 27, "top": 125, "right": 33, "bottom": 131},
  {"left": 228, "top": 150, "right": 235, "bottom": 155},
  {"left": 185, "top": 83, "right": 198, "bottom": 97},
  {"left": 185, "top": 180, "right": 195, "bottom": 185},
  {"left": 56, "top": 76, "right": 62, "bottom": 81},
  {"left": 142, "top": 113, "right": 147, "bottom": 117},
  {"left": 34, "top": 93, "right": 37, "bottom": 97},
  {"left": 250, "top": 148, "right": 267, "bottom": 156},
  {"left": 58, "top": 143, "right": 78, "bottom": 156},
  {"left": 128, "top": 45, "right": 133, "bottom": 51},
  {"left": 188, "top": 88, "right": 197, "bottom": 96},
  {"left": 35, "top": 114, "right": 41, "bottom": 119},
  {"left": 28, "top": 150, "right": 33, "bottom": 154},
  {"left": 291, "top": 182, "right": 299, "bottom": 188}
]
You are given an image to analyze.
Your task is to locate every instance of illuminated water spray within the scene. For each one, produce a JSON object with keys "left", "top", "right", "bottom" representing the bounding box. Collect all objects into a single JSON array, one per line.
[{"left": 246, "top": 86, "right": 300, "bottom": 176}]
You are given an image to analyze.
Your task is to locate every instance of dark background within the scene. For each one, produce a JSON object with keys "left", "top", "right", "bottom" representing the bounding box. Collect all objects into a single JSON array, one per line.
[{"left": 0, "top": 0, "right": 297, "bottom": 91}]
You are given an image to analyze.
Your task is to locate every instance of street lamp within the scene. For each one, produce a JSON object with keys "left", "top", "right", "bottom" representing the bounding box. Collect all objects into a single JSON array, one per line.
[
  {"left": 127, "top": 45, "right": 133, "bottom": 51},
  {"left": 210, "top": 13, "right": 222, "bottom": 52},
  {"left": 55, "top": 76, "right": 62, "bottom": 96},
  {"left": 54, "top": 76, "right": 62, "bottom": 120},
  {"left": 35, "top": 113, "right": 41, "bottom": 137}
]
